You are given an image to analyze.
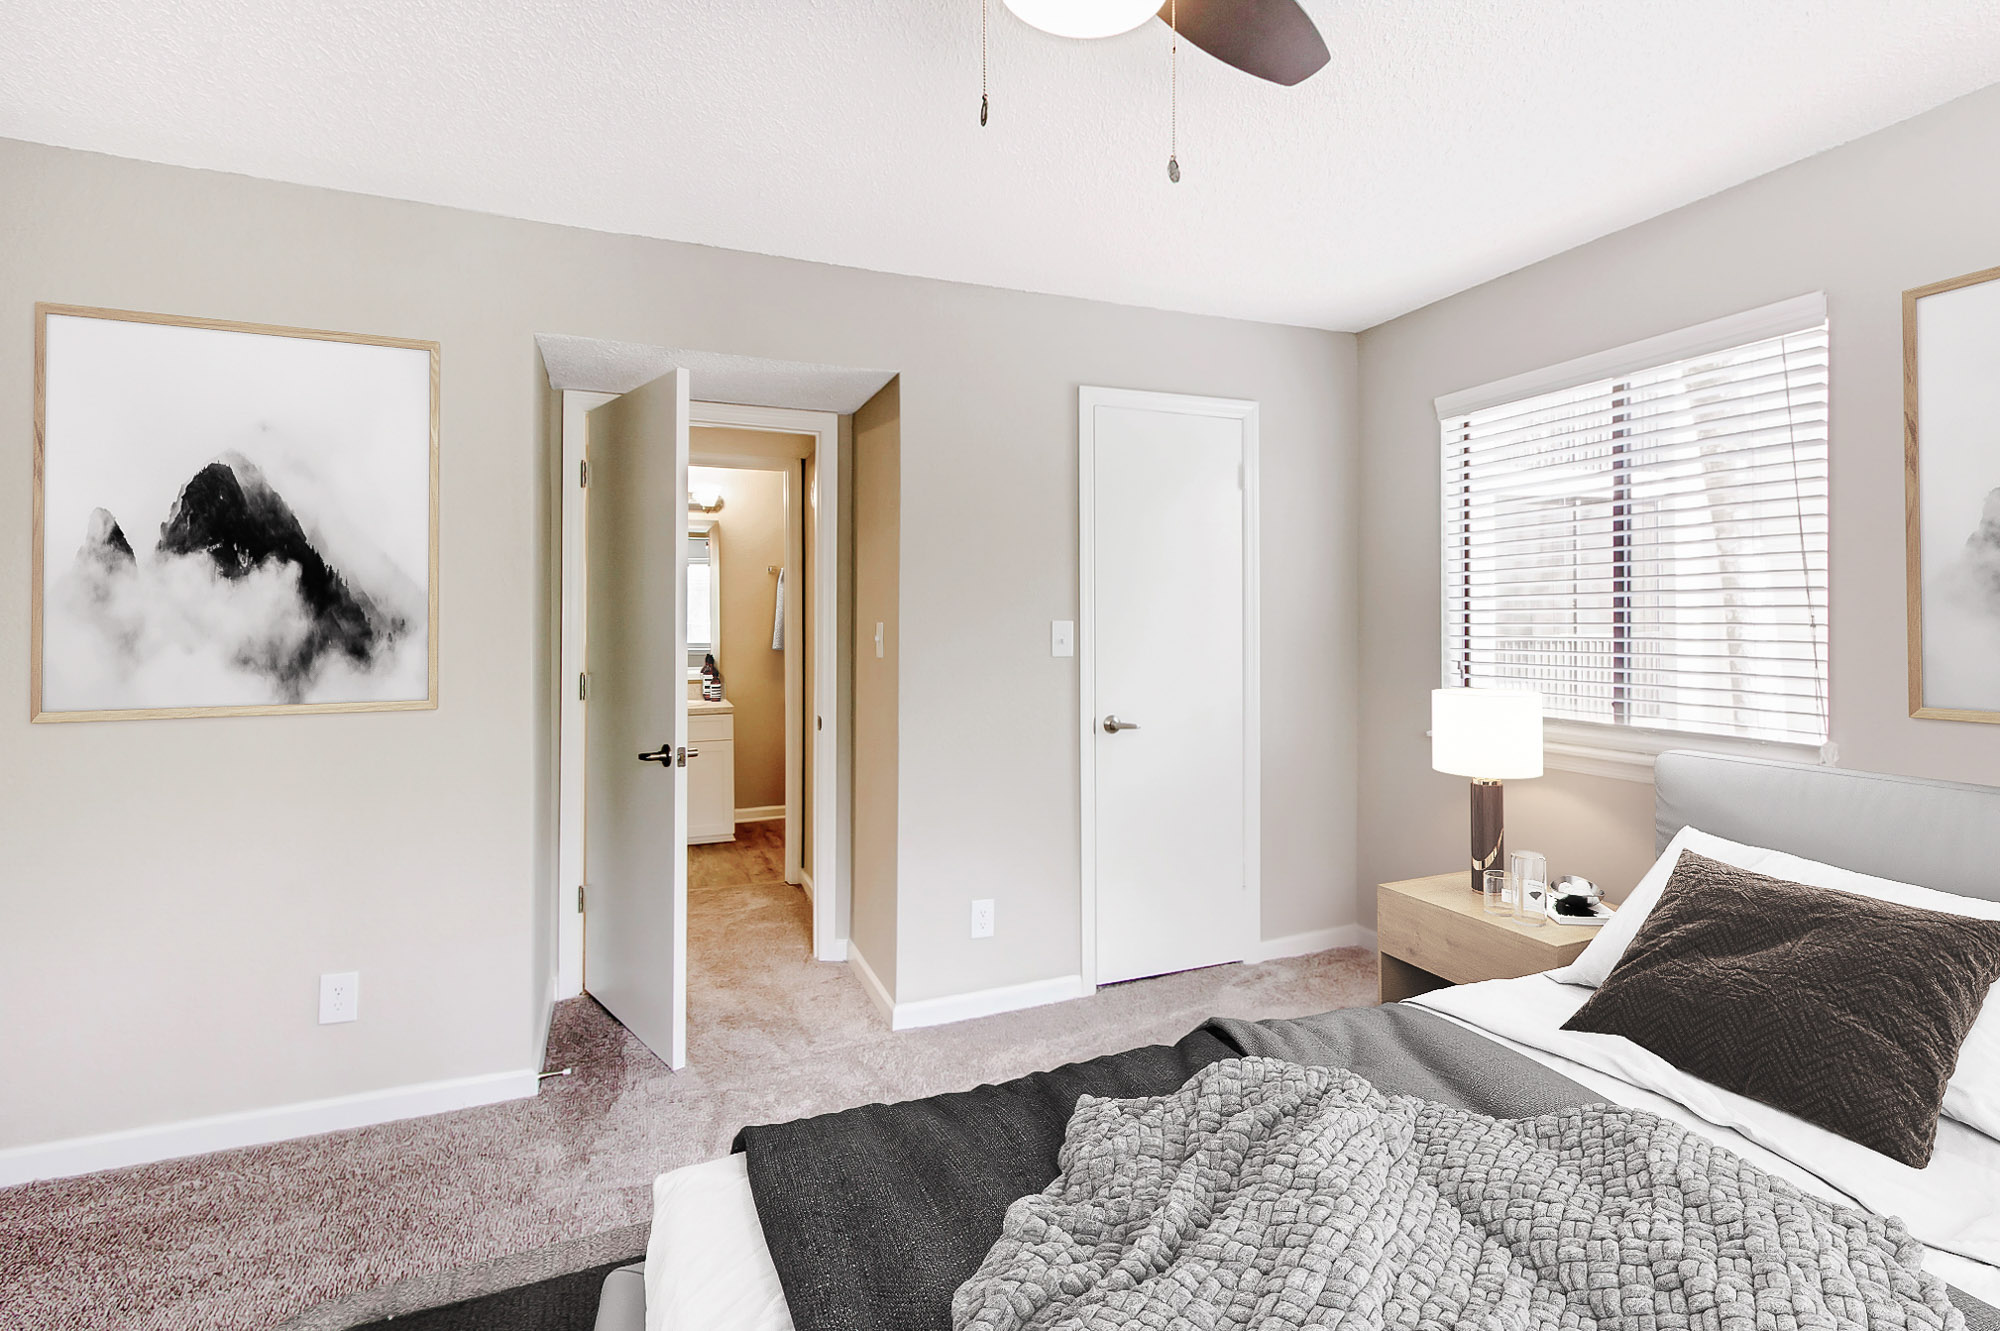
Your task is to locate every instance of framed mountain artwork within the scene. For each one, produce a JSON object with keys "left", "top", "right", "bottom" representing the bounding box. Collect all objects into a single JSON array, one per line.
[
  {"left": 1906, "top": 265, "right": 2000, "bottom": 723},
  {"left": 31, "top": 305, "right": 438, "bottom": 722}
]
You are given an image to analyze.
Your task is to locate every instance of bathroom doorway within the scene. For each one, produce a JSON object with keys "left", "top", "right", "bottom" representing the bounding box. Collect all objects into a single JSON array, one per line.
[
  {"left": 554, "top": 389, "right": 846, "bottom": 1053},
  {"left": 683, "top": 433, "right": 810, "bottom": 880}
]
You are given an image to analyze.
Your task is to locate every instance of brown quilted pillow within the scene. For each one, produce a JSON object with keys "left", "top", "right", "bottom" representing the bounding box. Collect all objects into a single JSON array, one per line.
[{"left": 1562, "top": 850, "right": 2000, "bottom": 1167}]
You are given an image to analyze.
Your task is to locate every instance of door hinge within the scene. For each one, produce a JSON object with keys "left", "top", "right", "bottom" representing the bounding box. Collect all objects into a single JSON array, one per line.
[
  {"left": 579, "top": 459, "right": 590, "bottom": 488},
  {"left": 578, "top": 671, "right": 589, "bottom": 701},
  {"left": 577, "top": 884, "right": 586, "bottom": 913}
]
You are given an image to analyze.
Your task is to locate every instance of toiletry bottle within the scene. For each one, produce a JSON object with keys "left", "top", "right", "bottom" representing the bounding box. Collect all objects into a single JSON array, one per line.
[{"left": 701, "top": 653, "right": 723, "bottom": 702}]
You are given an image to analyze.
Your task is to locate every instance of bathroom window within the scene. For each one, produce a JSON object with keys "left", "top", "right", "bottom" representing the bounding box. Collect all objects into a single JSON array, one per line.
[{"left": 687, "top": 523, "right": 720, "bottom": 673}]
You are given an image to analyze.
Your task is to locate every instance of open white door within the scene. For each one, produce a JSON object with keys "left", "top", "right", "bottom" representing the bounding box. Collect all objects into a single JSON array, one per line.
[{"left": 584, "top": 369, "right": 690, "bottom": 1069}]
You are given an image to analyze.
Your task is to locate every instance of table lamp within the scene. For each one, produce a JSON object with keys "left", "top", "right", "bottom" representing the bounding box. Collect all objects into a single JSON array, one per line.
[{"left": 1431, "top": 688, "right": 1543, "bottom": 892}]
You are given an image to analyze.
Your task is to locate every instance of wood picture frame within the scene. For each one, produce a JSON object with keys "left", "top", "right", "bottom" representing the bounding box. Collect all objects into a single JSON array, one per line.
[
  {"left": 1905, "top": 265, "right": 2000, "bottom": 723},
  {"left": 32, "top": 303, "right": 439, "bottom": 722}
]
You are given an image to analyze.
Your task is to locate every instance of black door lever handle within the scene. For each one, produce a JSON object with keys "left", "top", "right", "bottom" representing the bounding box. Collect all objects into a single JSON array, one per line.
[{"left": 637, "top": 746, "right": 673, "bottom": 765}]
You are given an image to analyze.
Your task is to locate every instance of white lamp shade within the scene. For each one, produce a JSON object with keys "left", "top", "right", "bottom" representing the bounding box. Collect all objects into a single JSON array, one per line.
[
  {"left": 1431, "top": 688, "right": 1543, "bottom": 780},
  {"left": 1001, "top": 0, "right": 1161, "bottom": 39}
]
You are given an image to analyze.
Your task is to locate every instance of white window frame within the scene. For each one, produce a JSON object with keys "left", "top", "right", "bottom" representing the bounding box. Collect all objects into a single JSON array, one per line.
[
  {"left": 1435, "top": 294, "right": 1835, "bottom": 782},
  {"left": 685, "top": 517, "right": 720, "bottom": 678}
]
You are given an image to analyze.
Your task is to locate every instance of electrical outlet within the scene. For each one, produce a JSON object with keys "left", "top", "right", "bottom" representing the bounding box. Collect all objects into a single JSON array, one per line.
[
  {"left": 319, "top": 971, "right": 359, "bottom": 1024},
  {"left": 970, "top": 899, "right": 995, "bottom": 939}
]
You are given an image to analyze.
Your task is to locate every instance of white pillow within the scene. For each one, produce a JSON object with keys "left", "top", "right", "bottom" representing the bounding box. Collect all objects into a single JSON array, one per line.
[{"left": 1549, "top": 825, "right": 2000, "bottom": 1144}]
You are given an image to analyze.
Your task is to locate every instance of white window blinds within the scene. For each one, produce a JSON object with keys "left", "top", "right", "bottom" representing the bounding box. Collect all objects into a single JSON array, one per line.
[{"left": 1441, "top": 315, "right": 1830, "bottom": 747}]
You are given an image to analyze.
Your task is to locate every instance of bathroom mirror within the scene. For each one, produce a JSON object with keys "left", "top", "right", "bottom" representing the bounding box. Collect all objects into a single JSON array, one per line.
[{"left": 687, "top": 520, "right": 720, "bottom": 674}]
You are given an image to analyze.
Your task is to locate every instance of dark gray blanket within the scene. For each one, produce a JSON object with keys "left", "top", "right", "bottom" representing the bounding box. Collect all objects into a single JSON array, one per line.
[
  {"left": 1209, "top": 1003, "right": 1599, "bottom": 1116},
  {"left": 734, "top": 1004, "right": 1999, "bottom": 1331},
  {"left": 732, "top": 1025, "right": 1238, "bottom": 1331}
]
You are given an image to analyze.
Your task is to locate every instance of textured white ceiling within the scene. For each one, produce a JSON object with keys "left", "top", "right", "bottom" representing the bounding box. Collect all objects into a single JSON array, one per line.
[
  {"left": 537, "top": 333, "right": 894, "bottom": 412},
  {"left": 6, "top": 1, "right": 1999, "bottom": 330}
]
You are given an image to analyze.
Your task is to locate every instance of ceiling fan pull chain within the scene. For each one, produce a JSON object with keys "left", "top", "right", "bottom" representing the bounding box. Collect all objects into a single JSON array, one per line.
[
  {"left": 980, "top": 0, "right": 990, "bottom": 126},
  {"left": 1167, "top": 0, "right": 1180, "bottom": 182}
]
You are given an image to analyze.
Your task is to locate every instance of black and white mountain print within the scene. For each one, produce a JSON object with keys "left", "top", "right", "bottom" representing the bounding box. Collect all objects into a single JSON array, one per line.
[
  {"left": 1944, "top": 488, "right": 2000, "bottom": 616},
  {"left": 38, "top": 312, "right": 432, "bottom": 714},
  {"left": 1927, "top": 485, "right": 2000, "bottom": 709},
  {"left": 60, "top": 455, "right": 412, "bottom": 704}
]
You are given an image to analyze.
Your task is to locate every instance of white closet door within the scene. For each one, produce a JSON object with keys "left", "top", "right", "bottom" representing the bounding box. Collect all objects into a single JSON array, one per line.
[{"left": 1085, "top": 391, "right": 1253, "bottom": 986}]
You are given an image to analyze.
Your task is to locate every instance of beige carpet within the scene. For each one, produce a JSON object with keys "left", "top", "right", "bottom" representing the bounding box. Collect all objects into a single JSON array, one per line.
[{"left": 0, "top": 823, "right": 1377, "bottom": 1330}]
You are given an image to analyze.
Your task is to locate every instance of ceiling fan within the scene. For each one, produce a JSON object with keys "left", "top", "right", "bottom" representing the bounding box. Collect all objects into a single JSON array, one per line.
[{"left": 1001, "top": 0, "right": 1329, "bottom": 86}]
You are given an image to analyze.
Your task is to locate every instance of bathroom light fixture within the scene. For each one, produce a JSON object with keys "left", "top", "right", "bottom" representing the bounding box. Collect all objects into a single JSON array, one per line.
[
  {"left": 1000, "top": 0, "right": 1159, "bottom": 39},
  {"left": 689, "top": 486, "right": 724, "bottom": 514}
]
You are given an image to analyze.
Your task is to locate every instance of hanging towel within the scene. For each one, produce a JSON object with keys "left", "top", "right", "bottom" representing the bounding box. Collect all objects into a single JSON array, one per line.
[{"left": 771, "top": 569, "right": 786, "bottom": 650}]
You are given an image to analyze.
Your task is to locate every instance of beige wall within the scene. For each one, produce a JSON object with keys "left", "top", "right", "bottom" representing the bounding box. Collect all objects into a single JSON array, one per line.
[
  {"left": 1355, "top": 83, "right": 2000, "bottom": 920},
  {"left": 850, "top": 381, "right": 900, "bottom": 989},
  {"left": 689, "top": 460, "right": 789, "bottom": 811},
  {"left": 0, "top": 136, "right": 1360, "bottom": 1147}
]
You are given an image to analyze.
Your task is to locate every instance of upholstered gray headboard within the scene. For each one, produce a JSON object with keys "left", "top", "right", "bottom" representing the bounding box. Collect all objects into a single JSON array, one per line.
[{"left": 1654, "top": 751, "right": 2000, "bottom": 905}]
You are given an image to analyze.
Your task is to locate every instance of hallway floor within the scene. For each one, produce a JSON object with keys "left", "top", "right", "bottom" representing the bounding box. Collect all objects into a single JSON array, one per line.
[{"left": 0, "top": 822, "right": 1376, "bottom": 1330}]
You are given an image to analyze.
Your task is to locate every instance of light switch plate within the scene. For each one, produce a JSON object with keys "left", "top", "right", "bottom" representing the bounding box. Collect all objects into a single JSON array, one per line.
[
  {"left": 1050, "top": 620, "right": 1075, "bottom": 657},
  {"left": 874, "top": 622, "right": 885, "bottom": 659},
  {"left": 319, "top": 971, "right": 359, "bottom": 1024}
]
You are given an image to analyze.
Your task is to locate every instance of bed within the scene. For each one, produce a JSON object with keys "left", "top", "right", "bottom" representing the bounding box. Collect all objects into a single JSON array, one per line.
[{"left": 605, "top": 750, "right": 2000, "bottom": 1331}]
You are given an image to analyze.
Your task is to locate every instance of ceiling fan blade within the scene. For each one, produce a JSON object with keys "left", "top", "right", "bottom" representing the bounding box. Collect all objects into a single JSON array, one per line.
[{"left": 1158, "top": 0, "right": 1330, "bottom": 87}]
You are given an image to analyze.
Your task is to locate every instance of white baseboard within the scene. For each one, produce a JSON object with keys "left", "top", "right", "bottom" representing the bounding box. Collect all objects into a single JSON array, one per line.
[
  {"left": 816, "top": 936, "right": 849, "bottom": 963},
  {"left": 853, "top": 938, "right": 1366, "bottom": 1037},
  {"left": 1243, "top": 924, "right": 1378, "bottom": 963},
  {"left": 734, "top": 805, "right": 785, "bottom": 823},
  {"left": 891, "top": 973, "right": 1093, "bottom": 1032},
  {"left": 797, "top": 869, "right": 813, "bottom": 902},
  {"left": 0, "top": 1066, "right": 539, "bottom": 1188},
  {"left": 846, "top": 941, "right": 896, "bottom": 1024}
]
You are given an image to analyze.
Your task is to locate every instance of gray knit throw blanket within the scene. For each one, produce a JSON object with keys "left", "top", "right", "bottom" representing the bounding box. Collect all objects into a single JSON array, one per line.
[{"left": 953, "top": 1057, "right": 1964, "bottom": 1331}]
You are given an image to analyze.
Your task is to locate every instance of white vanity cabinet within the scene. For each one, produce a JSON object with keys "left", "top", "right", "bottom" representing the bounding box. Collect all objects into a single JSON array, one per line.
[{"left": 687, "top": 699, "right": 737, "bottom": 844}]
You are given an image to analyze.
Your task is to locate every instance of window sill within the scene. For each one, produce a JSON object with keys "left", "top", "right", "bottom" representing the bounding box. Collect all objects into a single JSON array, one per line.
[{"left": 1540, "top": 720, "right": 1835, "bottom": 783}]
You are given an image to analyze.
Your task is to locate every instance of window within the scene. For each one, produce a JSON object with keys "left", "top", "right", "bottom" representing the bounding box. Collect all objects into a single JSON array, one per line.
[
  {"left": 1440, "top": 298, "right": 1829, "bottom": 751},
  {"left": 687, "top": 524, "right": 720, "bottom": 672}
]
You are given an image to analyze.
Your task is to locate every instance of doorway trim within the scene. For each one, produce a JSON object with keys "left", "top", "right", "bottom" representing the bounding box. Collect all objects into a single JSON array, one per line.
[
  {"left": 558, "top": 390, "right": 614, "bottom": 1001},
  {"left": 687, "top": 441, "right": 806, "bottom": 875},
  {"left": 1076, "top": 386, "right": 1261, "bottom": 991},
  {"left": 557, "top": 398, "right": 846, "bottom": 1002},
  {"left": 687, "top": 401, "right": 845, "bottom": 964}
]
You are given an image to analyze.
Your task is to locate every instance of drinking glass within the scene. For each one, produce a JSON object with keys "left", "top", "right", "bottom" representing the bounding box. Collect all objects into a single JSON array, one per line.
[
  {"left": 1509, "top": 850, "right": 1548, "bottom": 927},
  {"left": 1481, "top": 869, "right": 1513, "bottom": 917}
]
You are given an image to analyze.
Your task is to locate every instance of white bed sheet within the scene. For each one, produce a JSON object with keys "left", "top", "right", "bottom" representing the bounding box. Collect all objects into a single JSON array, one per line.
[
  {"left": 1412, "top": 975, "right": 2000, "bottom": 1306},
  {"left": 648, "top": 981, "right": 2000, "bottom": 1327}
]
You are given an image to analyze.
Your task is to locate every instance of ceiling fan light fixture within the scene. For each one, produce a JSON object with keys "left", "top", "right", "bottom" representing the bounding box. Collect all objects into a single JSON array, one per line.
[{"left": 1000, "top": 0, "right": 1160, "bottom": 40}]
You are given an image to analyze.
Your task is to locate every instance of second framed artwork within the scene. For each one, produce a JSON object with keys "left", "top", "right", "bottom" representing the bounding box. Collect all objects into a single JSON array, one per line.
[
  {"left": 1906, "top": 266, "right": 2000, "bottom": 723},
  {"left": 32, "top": 305, "right": 439, "bottom": 722}
]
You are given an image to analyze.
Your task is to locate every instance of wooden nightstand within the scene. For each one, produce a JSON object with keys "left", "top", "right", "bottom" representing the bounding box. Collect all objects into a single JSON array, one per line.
[{"left": 1376, "top": 873, "right": 1607, "bottom": 1004}]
